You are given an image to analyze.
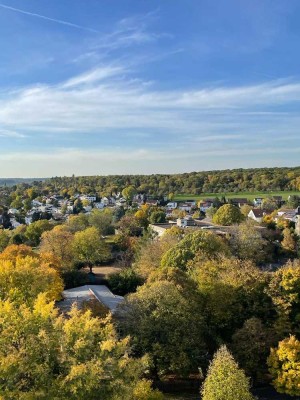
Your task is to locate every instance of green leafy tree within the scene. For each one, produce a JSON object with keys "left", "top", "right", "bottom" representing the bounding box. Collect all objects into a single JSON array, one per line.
[
  {"left": 73, "top": 198, "right": 84, "bottom": 214},
  {"left": 201, "top": 346, "right": 254, "bottom": 400},
  {"left": 0, "top": 229, "right": 10, "bottom": 252},
  {"left": 66, "top": 214, "right": 89, "bottom": 233},
  {"left": 10, "top": 195, "right": 23, "bottom": 209},
  {"left": 23, "top": 198, "right": 32, "bottom": 212},
  {"left": 231, "top": 317, "right": 276, "bottom": 382},
  {"left": 118, "top": 280, "right": 205, "bottom": 377},
  {"left": 107, "top": 268, "right": 144, "bottom": 296},
  {"left": 88, "top": 208, "right": 114, "bottom": 235},
  {"left": 191, "top": 257, "right": 272, "bottom": 342},
  {"left": 212, "top": 204, "right": 244, "bottom": 226},
  {"left": 149, "top": 211, "right": 166, "bottom": 224},
  {"left": 73, "top": 227, "right": 110, "bottom": 272},
  {"left": 25, "top": 219, "right": 53, "bottom": 246},
  {"left": 268, "top": 335, "right": 300, "bottom": 396},
  {"left": 286, "top": 195, "right": 300, "bottom": 209},
  {"left": 161, "top": 230, "right": 229, "bottom": 271},
  {"left": 122, "top": 186, "right": 137, "bottom": 202}
]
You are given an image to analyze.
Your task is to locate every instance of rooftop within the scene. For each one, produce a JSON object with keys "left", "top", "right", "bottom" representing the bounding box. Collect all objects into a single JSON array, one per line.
[{"left": 60, "top": 285, "right": 124, "bottom": 314}]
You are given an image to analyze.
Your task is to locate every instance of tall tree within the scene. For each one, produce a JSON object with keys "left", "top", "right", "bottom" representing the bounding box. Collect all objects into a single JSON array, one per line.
[{"left": 201, "top": 346, "right": 254, "bottom": 400}]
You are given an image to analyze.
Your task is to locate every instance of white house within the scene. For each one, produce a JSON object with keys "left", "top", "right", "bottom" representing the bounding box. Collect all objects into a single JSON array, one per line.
[
  {"left": 177, "top": 215, "right": 196, "bottom": 228},
  {"left": 94, "top": 202, "right": 105, "bottom": 210},
  {"left": 8, "top": 208, "right": 19, "bottom": 215},
  {"left": 166, "top": 202, "right": 177, "bottom": 210},
  {"left": 80, "top": 195, "right": 97, "bottom": 203},
  {"left": 253, "top": 197, "right": 264, "bottom": 207},
  {"left": 248, "top": 208, "right": 264, "bottom": 223}
]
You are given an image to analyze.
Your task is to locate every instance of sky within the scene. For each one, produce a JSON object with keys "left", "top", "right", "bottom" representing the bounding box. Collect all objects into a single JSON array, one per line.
[{"left": 0, "top": 0, "right": 300, "bottom": 177}]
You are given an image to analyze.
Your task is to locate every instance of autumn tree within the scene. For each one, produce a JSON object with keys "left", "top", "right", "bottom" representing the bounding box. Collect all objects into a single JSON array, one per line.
[
  {"left": 201, "top": 346, "right": 254, "bottom": 400},
  {"left": 262, "top": 197, "right": 278, "bottom": 212},
  {"left": 240, "top": 204, "right": 253, "bottom": 217},
  {"left": 267, "top": 259, "right": 300, "bottom": 335},
  {"left": 212, "top": 204, "right": 244, "bottom": 226},
  {"left": 134, "top": 235, "right": 178, "bottom": 279},
  {"left": 268, "top": 335, "right": 300, "bottom": 396},
  {"left": 229, "top": 220, "right": 268, "bottom": 263},
  {"left": 0, "top": 255, "right": 63, "bottom": 304},
  {"left": 281, "top": 227, "right": 297, "bottom": 255},
  {"left": 0, "top": 296, "right": 162, "bottom": 400},
  {"left": 40, "top": 226, "right": 75, "bottom": 269}
]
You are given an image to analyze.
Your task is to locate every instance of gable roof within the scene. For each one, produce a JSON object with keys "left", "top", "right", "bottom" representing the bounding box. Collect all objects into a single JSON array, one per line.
[{"left": 251, "top": 208, "right": 264, "bottom": 218}]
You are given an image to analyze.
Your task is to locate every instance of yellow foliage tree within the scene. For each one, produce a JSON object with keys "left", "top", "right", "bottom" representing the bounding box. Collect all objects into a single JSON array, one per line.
[
  {"left": 0, "top": 296, "right": 162, "bottom": 400},
  {"left": 268, "top": 335, "right": 300, "bottom": 396},
  {"left": 0, "top": 256, "right": 63, "bottom": 304}
]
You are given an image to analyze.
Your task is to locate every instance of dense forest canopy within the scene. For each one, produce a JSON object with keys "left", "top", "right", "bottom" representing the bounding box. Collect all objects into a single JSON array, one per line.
[{"left": 19, "top": 166, "right": 300, "bottom": 196}]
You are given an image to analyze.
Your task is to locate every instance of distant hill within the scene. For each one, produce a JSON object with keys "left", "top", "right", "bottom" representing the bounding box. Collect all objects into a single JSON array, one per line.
[{"left": 0, "top": 178, "right": 45, "bottom": 187}]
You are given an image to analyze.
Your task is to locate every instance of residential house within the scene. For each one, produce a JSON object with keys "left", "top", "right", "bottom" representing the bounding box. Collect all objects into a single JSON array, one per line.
[
  {"left": 230, "top": 198, "right": 248, "bottom": 208},
  {"left": 248, "top": 208, "right": 264, "bottom": 223},
  {"left": 253, "top": 197, "right": 264, "bottom": 207},
  {"left": 275, "top": 207, "right": 300, "bottom": 223},
  {"left": 177, "top": 215, "right": 196, "bottom": 228},
  {"left": 166, "top": 202, "right": 177, "bottom": 210},
  {"left": 178, "top": 201, "right": 196, "bottom": 213},
  {"left": 145, "top": 199, "right": 159, "bottom": 206},
  {"left": 80, "top": 195, "right": 97, "bottom": 203},
  {"left": 199, "top": 200, "right": 214, "bottom": 212},
  {"left": 94, "top": 202, "right": 105, "bottom": 210}
]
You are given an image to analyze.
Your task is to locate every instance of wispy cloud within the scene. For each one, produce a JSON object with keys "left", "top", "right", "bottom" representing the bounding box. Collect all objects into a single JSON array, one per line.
[
  {"left": 0, "top": 68, "right": 300, "bottom": 137},
  {"left": 0, "top": 3, "right": 99, "bottom": 33},
  {"left": 0, "top": 129, "right": 26, "bottom": 138}
]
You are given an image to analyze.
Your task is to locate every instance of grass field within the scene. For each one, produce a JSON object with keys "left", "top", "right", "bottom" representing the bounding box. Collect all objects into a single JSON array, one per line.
[{"left": 174, "top": 190, "right": 300, "bottom": 202}]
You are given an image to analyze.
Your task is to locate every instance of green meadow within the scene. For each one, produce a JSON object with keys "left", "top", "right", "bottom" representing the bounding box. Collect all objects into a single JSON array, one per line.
[{"left": 174, "top": 191, "right": 300, "bottom": 202}]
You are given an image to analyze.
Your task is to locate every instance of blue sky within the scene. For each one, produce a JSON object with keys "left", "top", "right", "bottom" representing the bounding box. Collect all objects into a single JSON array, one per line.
[{"left": 0, "top": 0, "right": 300, "bottom": 177}]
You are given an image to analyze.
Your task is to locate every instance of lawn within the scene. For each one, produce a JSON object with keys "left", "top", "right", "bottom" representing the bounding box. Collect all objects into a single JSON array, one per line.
[{"left": 174, "top": 190, "right": 300, "bottom": 202}]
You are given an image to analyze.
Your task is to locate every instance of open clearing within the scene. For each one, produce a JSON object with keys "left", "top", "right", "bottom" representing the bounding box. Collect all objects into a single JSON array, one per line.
[{"left": 174, "top": 190, "right": 300, "bottom": 202}]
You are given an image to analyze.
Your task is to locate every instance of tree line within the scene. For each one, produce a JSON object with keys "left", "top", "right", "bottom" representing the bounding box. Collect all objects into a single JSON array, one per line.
[{"left": 1, "top": 166, "right": 300, "bottom": 200}]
